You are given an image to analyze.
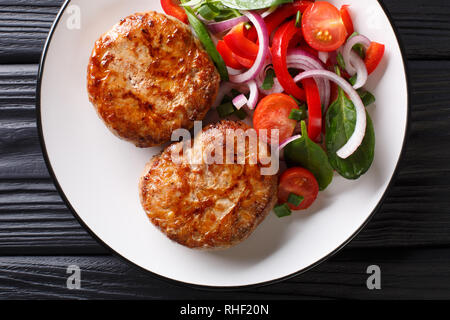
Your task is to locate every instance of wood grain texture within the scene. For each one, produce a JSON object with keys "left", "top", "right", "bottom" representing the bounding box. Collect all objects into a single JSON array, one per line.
[
  {"left": 0, "top": 0, "right": 449, "bottom": 299},
  {"left": 0, "top": 248, "right": 449, "bottom": 300}
]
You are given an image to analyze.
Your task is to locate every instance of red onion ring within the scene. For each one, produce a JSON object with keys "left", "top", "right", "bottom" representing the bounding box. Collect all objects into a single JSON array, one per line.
[
  {"left": 227, "top": 67, "right": 244, "bottom": 75},
  {"left": 287, "top": 49, "right": 331, "bottom": 109},
  {"left": 343, "top": 35, "right": 371, "bottom": 75},
  {"left": 247, "top": 80, "right": 259, "bottom": 110},
  {"left": 207, "top": 16, "right": 249, "bottom": 34},
  {"left": 261, "top": 5, "right": 278, "bottom": 18},
  {"left": 293, "top": 70, "right": 367, "bottom": 159},
  {"left": 232, "top": 94, "right": 248, "bottom": 110},
  {"left": 278, "top": 135, "right": 302, "bottom": 152},
  {"left": 230, "top": 12, "right": 269, "bottom": 84},
  {"left": 255, "top": 61, "right": 284, "bottom": 95},
  {"left": 348, "top": 50, "right": 368, "bottom": 89}
]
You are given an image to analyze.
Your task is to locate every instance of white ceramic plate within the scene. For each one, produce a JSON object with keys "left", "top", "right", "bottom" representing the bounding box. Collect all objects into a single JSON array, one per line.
[{"left": 38, "top": 0, "right": 409, "bottom": 288}]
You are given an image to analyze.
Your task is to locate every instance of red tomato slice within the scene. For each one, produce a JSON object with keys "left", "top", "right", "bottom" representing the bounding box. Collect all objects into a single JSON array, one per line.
[
  {"left": 253, "top": 94, "right": 299, "bottom": 146},
  {"left": 278, "top": 167, "right": 319, "bottom": 210},
  {"left": 216, "top": 40, "right": 244, "bottom": 69},
  {"left": 160, "top": 0, "right": 188, "bottom": 24},
  {"left": 365, "top": 42, "right": 385, "bottom": 74},
  {"left": 340, "top": 5, "right": 354, "bottom": 36},
  {"left": 302, "top": 2, "right": 348, "bottom": 52},
  {"left": 224, "top": 23, "right": 259, "bottom": 61}
]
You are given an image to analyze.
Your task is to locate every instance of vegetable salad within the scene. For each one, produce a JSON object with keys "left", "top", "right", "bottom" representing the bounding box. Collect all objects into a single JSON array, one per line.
[{"left": 161, "top": 0, "right": 386, "bottom": 216}]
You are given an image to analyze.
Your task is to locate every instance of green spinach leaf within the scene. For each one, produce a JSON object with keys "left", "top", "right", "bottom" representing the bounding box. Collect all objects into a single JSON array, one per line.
[
  {"left": 284, "top": 121, "right": 334, "bottom": 191},
  {"left": 325, "top": 89, "right": 376, "bottom": 180},
  {"left": 220, "top": 0, "right": 293, "bottom": 10}
]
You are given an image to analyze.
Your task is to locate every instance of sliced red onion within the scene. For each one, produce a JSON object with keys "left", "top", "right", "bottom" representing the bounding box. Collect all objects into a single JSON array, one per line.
[
  {"left": 247, "top": 80, "right": 259, "bottom": 110},
  {"left": 293, "top": 70, "right": 367, "bottom": 159},
  {"left": 343, "top": 35, "right": 371, "bottom": 75},
  {"left": 255, "top": 60, "right": 284, "bottom": 95},
  {"left": 261, "top": 5, "right": 278, "bottom": 18},
  {"left": 207, "top": 16, "right": 249, "bottom": 34},
  {"left": 288, "top": 48, "right": 324, "bottom": 68},
  {"left": 348, "top": 50, "right": 368, "bottom": 90},
  {"left": 230, "top": 12, "right": 269, "bottom": 84},
  {"left": 227, "top": 67, "right": 244, "bottom": 75},
  {"left": 232, "top": 94, "right": 248, "bottom": 110},
  {"left": 288, "top": 61, "right": 329, "bottom": 109},
  {"left": 278, "top": 135, "right": 302, "bottom": 153},
  {"left": 318, "top": 51, "right": 329, "bottom": 64},
  {"left": 287, "top": 49, "right": 331, "bottom": 109}
]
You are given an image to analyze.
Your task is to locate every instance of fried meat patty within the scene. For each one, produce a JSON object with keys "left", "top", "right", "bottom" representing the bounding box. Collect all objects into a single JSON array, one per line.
[
  {"left": 139, "top": 121, "right": 278, "bottom": 249},
  {"left": 87, "top": 11, "right": 220, "bottom": 147}
]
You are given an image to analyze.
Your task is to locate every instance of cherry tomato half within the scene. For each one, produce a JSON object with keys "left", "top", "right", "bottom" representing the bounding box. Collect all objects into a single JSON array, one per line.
[
  {"left": 278, "top": 167, "right": 319, "bottom": 210},
  {"left": 365, "top": 42, "right": 385, "bottom": 75},
  {"left": 160, "top": 0, "right": 188, "bottom": 24},
  {"left": 340, "top": 5, "right": 354, "bottom": 36},
  {"left": 302, "top": 2, "right": 348, "bottom": 52},
  {"left": 253, "top": 94, "right": 299, "bottom": 146}
]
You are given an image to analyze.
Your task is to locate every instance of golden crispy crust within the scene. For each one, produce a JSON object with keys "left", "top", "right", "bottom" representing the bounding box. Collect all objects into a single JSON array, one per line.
[
  {"left": 87, "top": 11, "right": 220, "bottom": 147},
  {"left": 139, "top": 121, "right": 278, "bottom": 250}
]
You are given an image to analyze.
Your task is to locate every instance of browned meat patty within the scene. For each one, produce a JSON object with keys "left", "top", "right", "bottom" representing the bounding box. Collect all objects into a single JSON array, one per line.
[
  {"left": 87, "top": 11, "right": 220, "bottom": 147},
  {"left": 139, "top": 121, "right": 278, "bottom": 250}
]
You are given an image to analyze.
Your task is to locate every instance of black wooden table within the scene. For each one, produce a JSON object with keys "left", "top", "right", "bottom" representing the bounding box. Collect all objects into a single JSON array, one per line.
[{"left": 0, "top": 0, "right": 449, "bottom": 300}]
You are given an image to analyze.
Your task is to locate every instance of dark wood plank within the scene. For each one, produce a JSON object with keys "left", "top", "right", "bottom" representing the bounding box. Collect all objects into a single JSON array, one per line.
[
  {"left": 0, "top": 0, "right": 64, "bottom": 64},
  {"left": 0, "top": 0, "right": 450, "bottom": 63},
  {"left": 0, "top": 60, "right": 449, "bottom": 253},
  {"left": 0, "top": 64, "right": 106, "bottom": 254},
  {"left": 0, "top": 248, "right": 449, "bottom": 299}
]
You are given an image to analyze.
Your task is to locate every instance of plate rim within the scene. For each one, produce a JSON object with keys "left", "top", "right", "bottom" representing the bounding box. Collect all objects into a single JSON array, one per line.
[{"left": 36, "top": 0, "right": 411, "bottom": 290}]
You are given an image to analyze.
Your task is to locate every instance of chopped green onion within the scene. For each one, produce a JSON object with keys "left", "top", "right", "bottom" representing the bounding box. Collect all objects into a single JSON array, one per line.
[
  {"left": 287, "top": 193, "right": 304, "bottom": 207},
  {"left": 289, "top": 107, "right": 306, "bottom": 121},
  {"left": 349, "top": 74, "right": 357, "bottom": 86},
  {"left": 295, "top": 11, "right": 302, "bottom": 28},
  {"left": 337, "top": 52, "right": 346, "bottom": 70},
  {"left": 261, "top": 68, "right": 276, "bottom": 90},
  {"left": 289, "top": 109, "right": 301, "bottom": 121},
  {"left": 234, "top": 107, "right": 247, "bottom": 120},
  {"left": 357, "top": 89, "right": 376, "bottom": 106},
  {"left": 334, "top": 65, "right": 341, "bottom": 76},
  {"left": 217, "top": 102, "right": 235, "bottom": 118},
  {"left": 274, "top": 203, "right": 292, "bottom": 218}
]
